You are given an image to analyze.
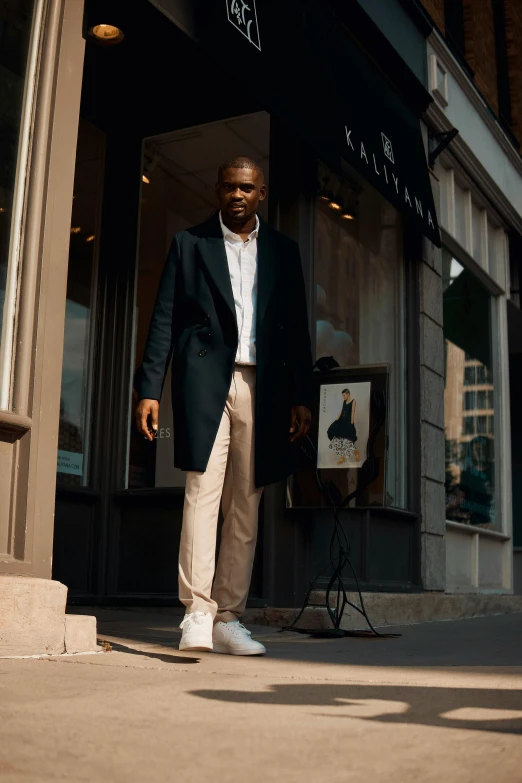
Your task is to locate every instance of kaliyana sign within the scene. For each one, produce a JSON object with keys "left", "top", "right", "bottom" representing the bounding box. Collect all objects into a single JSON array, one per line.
[{"left": 344, "top": 126, "right": 437, "bottom": 239}]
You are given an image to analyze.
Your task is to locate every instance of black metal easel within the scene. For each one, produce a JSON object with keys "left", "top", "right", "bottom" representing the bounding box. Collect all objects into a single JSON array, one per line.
[{"left": 283, "top": 364, "right": 400, "bottom": 639}]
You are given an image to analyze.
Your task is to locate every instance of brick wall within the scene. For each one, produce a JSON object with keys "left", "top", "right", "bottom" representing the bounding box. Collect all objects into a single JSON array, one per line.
[
  {"left": 419, "top": 0, "right": 445, "bottom": 32},
  {"left": 462, "top": 0, "right": 499, "bottom": 115},
  {"left": 505, "top": 0, "right": 522, "bottom": 145},
  {"left": 419, "top": 0, "right": 522, "bottom": 148}
]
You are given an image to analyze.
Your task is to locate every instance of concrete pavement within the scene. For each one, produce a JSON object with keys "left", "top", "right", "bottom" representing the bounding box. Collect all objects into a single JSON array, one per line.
[{"left": 1, "top": 610, "right": 522, "bottom": 782}]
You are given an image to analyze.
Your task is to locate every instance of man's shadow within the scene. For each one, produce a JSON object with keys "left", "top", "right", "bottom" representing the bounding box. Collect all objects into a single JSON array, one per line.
[
  {"left": 109, "top": 642, "right": 199, "bottom": 665},
  {"left": 189, "top": 682, "right": 522, "bottom": 735}
]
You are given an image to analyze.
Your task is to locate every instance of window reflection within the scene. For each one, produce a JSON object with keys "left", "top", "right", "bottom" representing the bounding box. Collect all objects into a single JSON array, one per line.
[
  {"left": 443, "top": 251, "right": 497, "bottom": 528},
  {"left": 313, "top": 171, "right": 405, "bottom": 508},
  {"left": 0, "top": 1, "right": 36, "bottom": 366},
  {"left": 57, "top": 120, "right": 104, "bottom": 486}
]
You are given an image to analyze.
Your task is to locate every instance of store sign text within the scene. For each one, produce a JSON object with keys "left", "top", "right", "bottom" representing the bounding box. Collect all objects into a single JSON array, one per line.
[
  {"left": 345, "top": 126, "right": 435, "bottom": 232},
  {"left": 227, "top": 0, "right": 261, "bottom": 51}
]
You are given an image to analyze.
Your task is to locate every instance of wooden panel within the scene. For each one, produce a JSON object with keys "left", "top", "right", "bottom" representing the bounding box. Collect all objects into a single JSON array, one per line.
[
  {"left": 367, "top": 517, "right": 415, "bottom": 584},
  {"left": 114, "top": 493, "right": 264, "bottom": 600},
  {"left": 0, "top": 437, "right": 15, "bottom": 557},
  {"left": 53, "top": 495, "right": 99, "bottom": 594},
  {"left": 116, "top": 503, "right": 182, "bottom": 594}
]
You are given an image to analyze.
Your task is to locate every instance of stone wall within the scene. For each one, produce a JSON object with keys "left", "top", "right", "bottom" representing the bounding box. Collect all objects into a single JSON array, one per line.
[{"left": 419, "top": 174, "right": 446, "bottom": 591}]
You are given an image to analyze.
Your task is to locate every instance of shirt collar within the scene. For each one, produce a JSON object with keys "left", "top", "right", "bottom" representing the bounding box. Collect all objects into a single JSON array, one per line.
[{"left": 219, "top": 210, "right": 259, "bottom": 242}]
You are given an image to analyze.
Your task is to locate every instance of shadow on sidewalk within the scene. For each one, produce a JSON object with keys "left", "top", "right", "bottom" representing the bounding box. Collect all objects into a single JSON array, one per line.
[
  {"left": 189, "top": 681, "right": 522, "bottom": 735},
  {"left": 108, "top": 641, "right": 199, "bottom": 665}
]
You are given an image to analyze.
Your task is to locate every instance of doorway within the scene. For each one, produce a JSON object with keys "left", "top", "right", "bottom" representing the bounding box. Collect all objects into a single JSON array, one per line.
[{"left": 52, "top": 0, "right": 272, "bottom": 604}]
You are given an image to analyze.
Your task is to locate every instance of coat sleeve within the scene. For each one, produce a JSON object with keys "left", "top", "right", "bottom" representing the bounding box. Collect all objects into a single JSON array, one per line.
[
  {"left": 133, "top": 236, "right": 179, "bottom": 402},
  {"left": 288, "top": 242, "right": 314, "bottom": 410}
]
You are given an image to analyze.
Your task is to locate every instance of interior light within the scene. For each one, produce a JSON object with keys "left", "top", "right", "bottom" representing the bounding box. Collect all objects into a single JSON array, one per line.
[
  {"left": 328, "top": 201, "right": 342, "bottom": 212},
  {"left": 142, "top": 175, "right": 150, "bottom": 184},
  {"left": 85, "top": 235, "right": 95, "bottom": 243},
  {"left": 341, "top": 212, "right": 355, "bottom": 220},
  {"left": 318, "top": 195, "right": 330, "bottom": 202},
  {"left": 0, "top": 207, "right": 6, "bottom": 213},
  {"left": 88, "top": 24, "right": 124, "bottom": 45},
  {"left": 70, "top": 227, "right": 81, "bottom": 233}
]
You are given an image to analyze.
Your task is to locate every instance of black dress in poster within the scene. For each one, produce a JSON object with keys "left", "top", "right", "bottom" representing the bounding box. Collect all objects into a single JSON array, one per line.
[{"left": 318, "top": 382, "right": 371, "bottom": 469}]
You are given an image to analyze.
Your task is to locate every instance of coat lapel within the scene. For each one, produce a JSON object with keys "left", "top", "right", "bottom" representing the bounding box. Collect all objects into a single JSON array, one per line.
[
  {"left": 196, "top": 215, "right": 236, "bottom": 322},
  {"left": 257, "top": 218, "right": 279, "bottom": 326}
]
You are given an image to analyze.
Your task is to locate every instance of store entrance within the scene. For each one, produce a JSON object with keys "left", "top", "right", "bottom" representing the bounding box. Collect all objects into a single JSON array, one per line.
[{"left": 52, "top": 1, "right": 271, "bottom": 604}]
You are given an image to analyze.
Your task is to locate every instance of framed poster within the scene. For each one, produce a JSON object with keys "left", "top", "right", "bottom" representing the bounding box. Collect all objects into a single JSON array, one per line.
[
  {"left": 287, "top": 364, "right": 389, "bottom": 509},
  {"left": 318, "top": 381, "right": 371, "bottom": 469}
]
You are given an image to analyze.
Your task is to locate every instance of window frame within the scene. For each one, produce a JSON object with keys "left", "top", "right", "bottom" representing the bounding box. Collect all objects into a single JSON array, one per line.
[{"left": 441, "top": 229, "right": 510, "bottom": 538}]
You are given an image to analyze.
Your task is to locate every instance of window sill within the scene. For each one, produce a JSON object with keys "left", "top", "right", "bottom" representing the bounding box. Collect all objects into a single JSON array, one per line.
[{"left": 446, "top": 519, "right": 510, "bottom": 541}]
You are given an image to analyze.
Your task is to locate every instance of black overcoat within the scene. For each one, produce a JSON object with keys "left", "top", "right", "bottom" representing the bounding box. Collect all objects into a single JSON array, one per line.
[{"left": 134, "top": 212, "right": 313, "bottom": 487}]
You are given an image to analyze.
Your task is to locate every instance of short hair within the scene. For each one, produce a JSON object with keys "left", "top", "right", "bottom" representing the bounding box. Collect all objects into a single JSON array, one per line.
[
  {"left": 218, "top": 156, "right": 264, "bottom": 180},
  {"left": 342, "top": 388, "right": 350, "bottom": 395}
]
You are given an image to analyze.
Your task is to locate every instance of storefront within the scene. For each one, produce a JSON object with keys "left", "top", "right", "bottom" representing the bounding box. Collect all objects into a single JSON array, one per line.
[
  {"left": 0, "top": 0, "right": 442, "bottom": 612},
  {"left": 427, "top": 31, "right": 522, "bottom": 593}
]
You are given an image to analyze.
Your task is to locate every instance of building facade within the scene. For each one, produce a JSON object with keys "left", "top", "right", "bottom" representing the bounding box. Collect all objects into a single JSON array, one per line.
[
  {"left": 418, "top": 0, "right": 522, "bottom": 593},
  {"left": 1, "top": 0, "right": 520, "bottom": 654}
]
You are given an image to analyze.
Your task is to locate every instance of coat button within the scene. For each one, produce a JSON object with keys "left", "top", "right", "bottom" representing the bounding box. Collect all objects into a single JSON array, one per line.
[
  {"left": 203, "top": 315, "right": 211, "bottom": 326},
  {"left": 278, "top": 323, "right": 284, "bottom": 331},
  {"left": 281, "top": 360, "right": 287, "bottom": 367},
  {"left": 198, "top": 349, "right": 207, "bottom": 357}
]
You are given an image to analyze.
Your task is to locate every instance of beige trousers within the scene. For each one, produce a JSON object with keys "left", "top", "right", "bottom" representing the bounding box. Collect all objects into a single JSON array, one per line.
[{"left": 178, "top": 366, "right": 263, "bottom": 623}]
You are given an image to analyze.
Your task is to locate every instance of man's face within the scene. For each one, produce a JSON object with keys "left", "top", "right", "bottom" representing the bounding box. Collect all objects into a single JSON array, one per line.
[{"left": 216, "top": 167, "right": 266, "bottom": 224}]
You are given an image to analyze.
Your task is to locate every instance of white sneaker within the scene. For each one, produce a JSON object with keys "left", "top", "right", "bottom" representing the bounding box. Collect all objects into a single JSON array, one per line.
[
  {"left": 212, "top": 621, "right": 266, "bottom": 656},
  {"left": 179, "top": 611, "right": 213, "bottom": 651}
]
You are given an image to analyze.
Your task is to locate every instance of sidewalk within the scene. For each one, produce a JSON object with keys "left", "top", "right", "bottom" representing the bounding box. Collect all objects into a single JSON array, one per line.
[{"left": 1, "top": 610, "right": 522, "bottom": 783}]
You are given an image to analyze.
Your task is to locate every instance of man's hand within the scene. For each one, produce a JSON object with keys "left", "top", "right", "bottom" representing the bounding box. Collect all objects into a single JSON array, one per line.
[
  {"left": 289, "top": 405, "right": 312, "bottom": 442},
  {"left": 136, "top": 398, "right": 159, "bottom": 441}
]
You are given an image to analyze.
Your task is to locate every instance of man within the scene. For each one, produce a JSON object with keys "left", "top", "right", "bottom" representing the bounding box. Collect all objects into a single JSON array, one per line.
[{"left": 135, "top": 156, "right": 313, "bottom": 655}]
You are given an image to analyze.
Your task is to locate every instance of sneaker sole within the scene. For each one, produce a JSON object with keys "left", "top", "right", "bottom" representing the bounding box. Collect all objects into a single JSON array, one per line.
[
  {"left": 211, "top": 644, "right": 265, "bottom": 656},
  {"left": 179, "top": 643, "right": 213, "bottom": 652}
]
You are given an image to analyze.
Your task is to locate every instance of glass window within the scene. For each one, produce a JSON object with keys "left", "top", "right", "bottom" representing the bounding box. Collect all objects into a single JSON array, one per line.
[
  {"left": 313, "top": 167, "right": 405, "bottom": 507},
  {"left": 56, "top": 120, "right": 104, "bottom": 487},
  {"left": 127, "top": 112, "right": 270, "bottom": 488},
  {"left": 0, "top": 1, "right": 37, "bottom": 389},
  {"left": 476, "top": 364, "right": 487, "bottom": 384},
  {"left": 477, "top": 415, "right": 488, "bottom": 434},
  {"left": 476, "top": 390, "right": 489, "bottom": 410},
  {"left": 464, "top": 390, "right": 475, "bottom": 410},
  {"left": 464, "top": 365, "right": 476, "bottom": 385},
  {"left": 443, "top": 250, "right": 497, "bottom": 529},
  {"left": 463, "top": 416, "right": 475, "bottom": 436}
]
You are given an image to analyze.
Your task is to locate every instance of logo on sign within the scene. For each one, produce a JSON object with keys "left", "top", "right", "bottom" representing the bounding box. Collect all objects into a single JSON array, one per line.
[
  {"left": 381, "top": 133, "right": 394, "bottom": 164},
  {"left": 227, "top": 0, "right": 261, "bottom": 51}
]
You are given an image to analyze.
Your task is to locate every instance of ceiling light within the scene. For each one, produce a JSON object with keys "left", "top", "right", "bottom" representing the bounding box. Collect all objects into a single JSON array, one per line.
[
  {"left": 85, "top": 235, "right": 95, "bottom": 243},
  {"left": 341, "top": 212, "right": 355, "bottom": 220},
  {"left": 70, "top": 226, "right": 81, "bottom": 233},
  {"left": 142, "top": 175, "right": 150, "bottom": 184},
  {"left": 0, "top": 207, "right": 6, "bottom": 213},
  {"left": 328, "top": 201, "right": 342, "bottom": 212},
  {"left": 88, "top": 24, "right": 124, "bottom": 45}
]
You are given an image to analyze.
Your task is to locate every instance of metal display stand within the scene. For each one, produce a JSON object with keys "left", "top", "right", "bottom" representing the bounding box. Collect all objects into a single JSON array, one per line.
[{"left": 284, "top": 364, "right": 400, "bottom": 639}]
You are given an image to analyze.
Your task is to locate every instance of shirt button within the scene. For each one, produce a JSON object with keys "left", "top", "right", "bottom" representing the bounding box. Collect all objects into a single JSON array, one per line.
[{"left": 198, "top": 349, "right": 207, "bottom": 357}]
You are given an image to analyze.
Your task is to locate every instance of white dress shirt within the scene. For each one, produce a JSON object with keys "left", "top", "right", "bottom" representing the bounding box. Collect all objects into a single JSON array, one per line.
[{"left": 219, "top": 210, "right": 259, "bottom": 365}]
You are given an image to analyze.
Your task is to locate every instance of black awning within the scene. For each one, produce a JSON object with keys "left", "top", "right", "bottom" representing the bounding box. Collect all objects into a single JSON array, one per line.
[{"left": 148, "top": 0, "right": 441, "bottom": 246}]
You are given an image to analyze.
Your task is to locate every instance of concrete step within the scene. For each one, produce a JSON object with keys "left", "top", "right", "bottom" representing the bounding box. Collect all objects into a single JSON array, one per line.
[
  {"left": 0, "top": 576, "right": 99, "bottom": 657},
  {"left": 243, "top": 592, "right": 522, "bottom": 631}
]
